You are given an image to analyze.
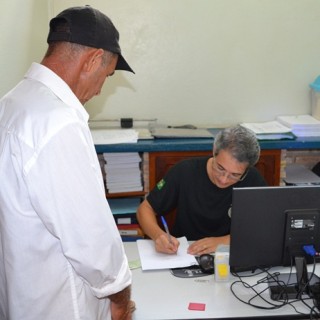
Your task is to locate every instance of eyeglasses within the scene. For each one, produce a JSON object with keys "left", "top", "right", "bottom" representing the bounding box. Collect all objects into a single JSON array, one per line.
[{"left": 212, "top": 156, "right": 248, "bottom": 182}]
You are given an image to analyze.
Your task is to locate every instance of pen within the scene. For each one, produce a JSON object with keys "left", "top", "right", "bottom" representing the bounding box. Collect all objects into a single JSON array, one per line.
[{"left": 160, "top": 216, "right": 172, "bottom": 244}]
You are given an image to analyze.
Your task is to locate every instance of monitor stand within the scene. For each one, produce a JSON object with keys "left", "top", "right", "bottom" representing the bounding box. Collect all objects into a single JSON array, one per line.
[{"left": 268, "top": 256, "right": 320, "bottom": 301}]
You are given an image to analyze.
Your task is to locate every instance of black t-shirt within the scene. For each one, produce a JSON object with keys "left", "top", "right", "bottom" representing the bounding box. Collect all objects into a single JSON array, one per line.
[{"left": 147, "top": 157, "right": 267, "bottom": 240}]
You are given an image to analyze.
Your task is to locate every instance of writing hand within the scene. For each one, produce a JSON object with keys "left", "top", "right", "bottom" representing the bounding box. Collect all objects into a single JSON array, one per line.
[{"left": 155, "top": 233, "right": 180, "bottom": 254}]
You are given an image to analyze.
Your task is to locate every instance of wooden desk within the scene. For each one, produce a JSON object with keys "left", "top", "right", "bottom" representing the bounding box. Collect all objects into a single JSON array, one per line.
[{"left": 124, "top": 242, "right": 318, "bottom": 320}]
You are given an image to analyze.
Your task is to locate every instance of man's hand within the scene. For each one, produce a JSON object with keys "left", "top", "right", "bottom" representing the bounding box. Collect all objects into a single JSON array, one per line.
[
  {"left": 109, "top": 286, "right": 135, "bottom": 320},
  {"left": 111, "top": 300, "right": 135, "bottom": 320},
  {"left": 187, "top": 235, "right": 230, "bottom": 255},
  {"left": 154, "top": 233, "right": 180, "bottom": 254}
]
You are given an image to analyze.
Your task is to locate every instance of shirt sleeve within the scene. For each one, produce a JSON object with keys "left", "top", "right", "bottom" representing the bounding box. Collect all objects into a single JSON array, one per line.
[
  {"left": 146, "top": 161, "right": 183, "bottom": 216},
  {"left": 24, "top": 123, "right": 131, "bottom": 298},
  {"left": 238, "top": 167, "right": 268, "bottom": 187}
]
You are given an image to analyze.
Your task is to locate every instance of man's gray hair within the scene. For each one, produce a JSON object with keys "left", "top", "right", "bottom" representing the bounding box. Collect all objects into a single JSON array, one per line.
[
  {"left": 214, "top": 125, "right": 260, "bottom": 166},
  {"left": 44, "top": 41, "right": 115, "bottom": 67}
]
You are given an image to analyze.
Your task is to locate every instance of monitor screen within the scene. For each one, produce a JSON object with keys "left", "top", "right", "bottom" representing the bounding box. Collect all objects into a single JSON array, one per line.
[{"left": 230, "top": 185, "right": 320, "bottom": 272}]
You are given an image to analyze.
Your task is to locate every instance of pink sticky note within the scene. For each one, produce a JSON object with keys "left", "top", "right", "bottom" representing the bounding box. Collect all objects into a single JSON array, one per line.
[{"left": 188, "top": 302, "right": 206, "bottom": 311}]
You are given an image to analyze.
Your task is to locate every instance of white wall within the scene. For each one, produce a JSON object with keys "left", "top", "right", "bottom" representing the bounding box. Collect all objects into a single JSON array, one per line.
[
  {"left": 0, "top": 0, "right": 48, "bottom": 95},
  {"left": 2, "top": 0, "right": 320, "bottom": 128}
]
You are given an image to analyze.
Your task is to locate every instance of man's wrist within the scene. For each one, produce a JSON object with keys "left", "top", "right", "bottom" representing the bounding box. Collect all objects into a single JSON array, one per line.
[{"left": 111, "top": 300, "right": 135, "bottom": 320}]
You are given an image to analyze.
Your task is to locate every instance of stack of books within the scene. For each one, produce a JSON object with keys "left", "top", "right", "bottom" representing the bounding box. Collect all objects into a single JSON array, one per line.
[
  {"left": 108, "top": 197, "right": 144, "bottom": 241},
  {"left": 103, "top": 152, "right": 143, "bottom": 193}
]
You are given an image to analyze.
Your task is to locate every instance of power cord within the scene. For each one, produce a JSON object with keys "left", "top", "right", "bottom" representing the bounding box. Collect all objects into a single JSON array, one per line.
[
  {"left": 230, "top": 268, "right": 289, "bottom": 310},
  {"left": 230, "top": 259, "right": 320, "bottom": 319}
]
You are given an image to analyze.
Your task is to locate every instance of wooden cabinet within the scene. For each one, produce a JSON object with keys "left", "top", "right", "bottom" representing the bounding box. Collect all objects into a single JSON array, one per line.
[
  {"left": 148, "top": 149, "right": 281, "bottom": 189},
  {"left": 254, "top": 150, "right": 281, "bottom": 186}
]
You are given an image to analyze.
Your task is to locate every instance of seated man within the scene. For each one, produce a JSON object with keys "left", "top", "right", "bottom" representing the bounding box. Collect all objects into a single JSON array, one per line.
[{"left": 136, "top": 125, "right": 267, "bottom": 255}]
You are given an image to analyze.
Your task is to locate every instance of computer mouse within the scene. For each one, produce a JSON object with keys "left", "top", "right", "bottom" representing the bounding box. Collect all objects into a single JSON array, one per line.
[{"left": 198, "top": 254, "right": 215, "bottom": 273}]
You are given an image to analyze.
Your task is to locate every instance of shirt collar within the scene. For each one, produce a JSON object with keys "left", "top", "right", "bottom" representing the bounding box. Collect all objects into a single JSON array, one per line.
[{"left": 24, "top": 62, "right": 89, "bottom": 122}]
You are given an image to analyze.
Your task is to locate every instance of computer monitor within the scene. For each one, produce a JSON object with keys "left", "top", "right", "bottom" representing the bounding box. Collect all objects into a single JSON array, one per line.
[{"left": 229, "top": 185, "right": 320, "bottom": 300}]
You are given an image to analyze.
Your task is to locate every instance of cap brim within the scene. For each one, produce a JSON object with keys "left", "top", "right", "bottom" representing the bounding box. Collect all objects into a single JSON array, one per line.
[{"left": 116, "top": 54, "right": 135, "bottom": 73}]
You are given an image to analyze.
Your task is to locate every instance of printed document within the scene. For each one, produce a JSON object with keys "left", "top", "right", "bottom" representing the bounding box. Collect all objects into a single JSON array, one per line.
[{"left": 137, "top": 236, "right": 198, "bottom": 270}]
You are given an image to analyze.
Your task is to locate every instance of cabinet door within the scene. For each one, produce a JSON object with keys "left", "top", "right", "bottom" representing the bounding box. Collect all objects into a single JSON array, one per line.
[
  {"left": 149, "top": 149, "right": 281, "bottom": 189},
  {"left": 254, "top": 150, "right": 281, "bottom": 186}
]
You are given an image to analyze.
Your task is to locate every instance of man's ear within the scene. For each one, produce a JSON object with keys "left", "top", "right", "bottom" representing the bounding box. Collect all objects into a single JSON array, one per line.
[
  {"left": 84, "top": 48, "right": 105, "bottom": 72},
  {"left": 213, "top": 147, "right": 217, "bottom": 156}
]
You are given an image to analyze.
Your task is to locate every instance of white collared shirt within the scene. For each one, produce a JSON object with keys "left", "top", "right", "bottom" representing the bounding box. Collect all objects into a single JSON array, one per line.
[{"left": 0, "top": 63, "right": 132, "bottom": 320}]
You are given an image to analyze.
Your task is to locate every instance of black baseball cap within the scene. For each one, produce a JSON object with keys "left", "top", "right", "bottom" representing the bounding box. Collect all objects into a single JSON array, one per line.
[{"left": 47, "top": 6, "right": 134, "bottom": 73}]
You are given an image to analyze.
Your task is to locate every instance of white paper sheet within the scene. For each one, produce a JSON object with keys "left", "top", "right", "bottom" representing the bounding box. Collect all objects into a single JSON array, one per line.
[
  {"left": 136, "top": 236, "right": 198, "bottom": 270},
  {"left": 240, "top": 121, "right": 291, "bottom": 134},
  {"left": 90, "top": 129, "right": 138, "bottom": 144}
]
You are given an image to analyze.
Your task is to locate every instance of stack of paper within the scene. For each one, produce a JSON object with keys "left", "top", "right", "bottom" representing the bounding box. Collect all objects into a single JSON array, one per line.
[
  {"left": 276, "top": 115, "right": 320, "bottom": 137},
  {"left": 240, "top": 121, "right": 295, "bottom": 140},
  {"left": 90, "top": 129, "right": 138, "bottom": 144},
  {"left": 241, "top": 121, "right": 292, "bottom": 134},
  {"left": 103, "top": 152, "right": 143, "bottom": 193}
]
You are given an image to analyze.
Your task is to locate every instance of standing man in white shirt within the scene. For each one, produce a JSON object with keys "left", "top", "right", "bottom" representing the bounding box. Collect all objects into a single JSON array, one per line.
[{"left": 0, "top": 6, "right": 135, "bottom": 320}]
